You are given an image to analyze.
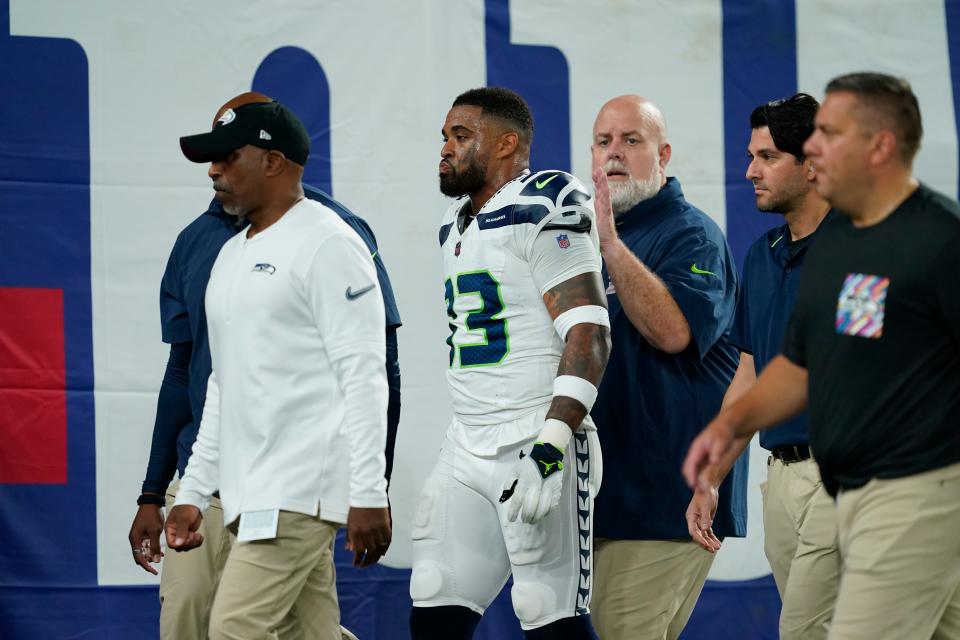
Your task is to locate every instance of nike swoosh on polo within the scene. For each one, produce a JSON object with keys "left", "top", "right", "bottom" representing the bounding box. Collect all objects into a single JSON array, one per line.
[
  {"left": 690, "top": 263, "right": 717, "bottom": 276},
  {"left": 536, "top": 174, "right": 558, "bottom": 189},
  {"left": 345, "top": 283, "right": 376, "bottom": 300}
]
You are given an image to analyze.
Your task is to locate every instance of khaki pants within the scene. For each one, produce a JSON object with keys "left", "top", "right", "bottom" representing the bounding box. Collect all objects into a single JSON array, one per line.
[
  {"left": 209, "top": 510, "right": 341, "bottom": 640},
  {"left": 160, "top": 481, "right": 232, "bottom": 640},
  {"left": 592, "top": 538, "right": 715, "bottom": 640},
  {"left": 830, "top": 462, "right": 960, "bottom": 640},
  {"left": 761, "top": 457, "right": 840, "bottom": 639}
]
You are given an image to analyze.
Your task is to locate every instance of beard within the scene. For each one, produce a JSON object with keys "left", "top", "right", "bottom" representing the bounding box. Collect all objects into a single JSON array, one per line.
[
  {"left": 753, "top": 182, "right": 806, "bottom": 214},
  {"left": 605, "top": 160, "right": 662, "bottom": 214},
  {"left": 755, "top": 197, "right": 789, "bottom": 214},
  {"left": 439, "top": 151, "right": 487, "bottom": 198},
  {"left": 214, "top": 187, "right": 248, "bottom": 218}
]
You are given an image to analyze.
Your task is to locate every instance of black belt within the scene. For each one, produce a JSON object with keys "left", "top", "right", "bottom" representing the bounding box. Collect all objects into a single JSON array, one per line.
[{"left": 770, "top": 444, "right": 811, "bottom": 464}]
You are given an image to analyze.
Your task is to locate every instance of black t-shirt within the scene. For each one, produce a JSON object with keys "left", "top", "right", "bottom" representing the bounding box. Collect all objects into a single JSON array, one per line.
[{"left": 783, "top": 183, "right": 960, "bottom": 496}]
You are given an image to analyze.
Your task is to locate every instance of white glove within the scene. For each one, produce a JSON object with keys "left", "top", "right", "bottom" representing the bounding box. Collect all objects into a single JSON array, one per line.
[{"left": 499, "top": 419, "right": 571, "bottom": 524}]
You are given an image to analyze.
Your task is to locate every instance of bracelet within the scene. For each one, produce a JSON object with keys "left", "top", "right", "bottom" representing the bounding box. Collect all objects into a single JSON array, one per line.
[{"left": 137, "top": 494, "right": 165, "bottom": 507}]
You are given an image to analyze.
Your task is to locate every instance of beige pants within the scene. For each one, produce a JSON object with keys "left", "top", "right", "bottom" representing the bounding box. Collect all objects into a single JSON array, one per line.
[
  {"left": 160, "top": 481, "right": 232, "bottom": 640},
  {"left": 761, "top": 457, "right": 840, "bottom": 639},
  {"left": 209, "top": 510, "right": 342, "bottom": 640},
  {"left": 830, "top": 462, "right": 960, "bottom": 640},
  {"left": 592, "top": 538, "right": 715, "bottom": 640}
]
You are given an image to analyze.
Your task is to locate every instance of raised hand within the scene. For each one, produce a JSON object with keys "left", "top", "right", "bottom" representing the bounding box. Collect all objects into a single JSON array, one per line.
[{"left": 592, "top": 167, "right": 618, "bottom": 253}]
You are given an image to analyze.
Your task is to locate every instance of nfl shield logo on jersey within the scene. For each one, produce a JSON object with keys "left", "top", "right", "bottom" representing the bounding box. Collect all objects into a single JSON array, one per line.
[{"left": 556, "top": 234, "right": 570, "bottom": 249}]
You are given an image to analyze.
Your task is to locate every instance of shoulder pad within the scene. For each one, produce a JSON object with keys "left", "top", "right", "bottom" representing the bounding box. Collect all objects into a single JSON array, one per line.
[
  {"left": 520, "top": 171, "right": 591, "bottom": 207},
  {"left": 542, "top": 212, "right": 592, "bottom": 233}
]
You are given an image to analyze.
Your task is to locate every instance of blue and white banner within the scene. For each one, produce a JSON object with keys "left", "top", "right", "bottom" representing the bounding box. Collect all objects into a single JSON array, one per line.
[{"left": 1, "top": 0, "right": 958, "bottom": 638}]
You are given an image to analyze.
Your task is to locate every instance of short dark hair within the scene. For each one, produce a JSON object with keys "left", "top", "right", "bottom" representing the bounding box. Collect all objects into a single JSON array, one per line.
[
  {"left": 452, "top": 87, "right": 534, "bottom": 146},
  {"left": 825, "top": 72, "right": 923, "bottom": 163},
  {"left": 749, "top": 93, "right": 820, "bottom": 162}
]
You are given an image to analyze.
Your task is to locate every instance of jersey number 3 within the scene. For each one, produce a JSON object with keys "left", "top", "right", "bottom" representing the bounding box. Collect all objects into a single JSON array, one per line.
[{"left": 445, "top": 270, "right": 509, "bottom": 368}]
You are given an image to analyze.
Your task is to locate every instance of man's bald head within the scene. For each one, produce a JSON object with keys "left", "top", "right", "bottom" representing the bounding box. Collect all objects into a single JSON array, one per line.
[
  {"left": 594, "top": 95, "right": 668, "bottom": 146},
  {"left": 591, "top": 95, "right": 672, "bottom": 214}
]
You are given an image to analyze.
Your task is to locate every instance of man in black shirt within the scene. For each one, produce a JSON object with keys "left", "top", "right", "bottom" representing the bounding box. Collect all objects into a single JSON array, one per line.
[{"left": 683, "top": 72, "right": 960, "bottom": 639}]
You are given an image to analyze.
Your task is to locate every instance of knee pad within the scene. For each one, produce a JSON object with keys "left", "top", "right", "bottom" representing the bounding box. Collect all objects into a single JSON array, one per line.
[
  {"left": 410, "top": 605, "right": 480, "bottom": 640},
  {"left": 410, "top": 561, "right": 445, "bottom": 602},
  {"left": 523, "top": 613, "right": 600, "bottom": 640},
  {"left": 511, "top": 581, "right": 557, "bottom": 628}
]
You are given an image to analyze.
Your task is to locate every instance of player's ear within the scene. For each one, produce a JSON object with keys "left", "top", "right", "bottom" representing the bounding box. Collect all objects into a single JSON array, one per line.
[{"left": 497, "top": 131, "right": 519, "bottom": 159}]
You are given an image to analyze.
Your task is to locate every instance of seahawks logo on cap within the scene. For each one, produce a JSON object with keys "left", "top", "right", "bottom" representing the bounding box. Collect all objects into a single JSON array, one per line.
[{"left": 217, "top": 108, "right": 236, "bottom": 126}]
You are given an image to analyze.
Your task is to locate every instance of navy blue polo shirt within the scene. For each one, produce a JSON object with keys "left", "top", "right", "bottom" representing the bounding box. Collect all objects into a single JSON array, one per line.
[
  {"left": 729, "top": 212, "right": 833, "bottom": 450},
  {"left": 147, "top": 186, "right": 402, "bottom": 487},
  {"left": 591, "top": 177, "right": 747, "bottom": 540}
]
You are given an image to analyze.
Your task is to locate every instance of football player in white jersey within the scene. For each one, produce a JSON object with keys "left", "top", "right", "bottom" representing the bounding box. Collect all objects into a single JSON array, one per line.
[{"left": 409, "top": 87, "right": 610, "bottom": 640}]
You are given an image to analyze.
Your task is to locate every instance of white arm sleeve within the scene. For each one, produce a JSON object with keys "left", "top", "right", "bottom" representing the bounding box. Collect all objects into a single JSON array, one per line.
[
  {"left": 528, "top": 225, "right": 601, "bottom": 295},
  {"left": 306, "top": 231, "right": 389, "bottom": 509},
  {"left": 174, "top": 370, "right": 221, "bottom": 512}
]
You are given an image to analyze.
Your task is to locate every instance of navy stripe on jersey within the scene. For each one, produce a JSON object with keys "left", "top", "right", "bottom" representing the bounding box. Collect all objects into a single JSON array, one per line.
[
  {"left": 477, "top": 204, "right": 551, "bottom": 230},
  {"left": 439, "top": 221, "right": 454, "bottom": 247}
]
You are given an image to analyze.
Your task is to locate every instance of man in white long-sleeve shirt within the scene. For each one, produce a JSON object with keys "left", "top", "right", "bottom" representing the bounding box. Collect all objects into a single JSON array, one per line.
[{"left": 165, "top": 98, "right": 391, "bottom": 640}]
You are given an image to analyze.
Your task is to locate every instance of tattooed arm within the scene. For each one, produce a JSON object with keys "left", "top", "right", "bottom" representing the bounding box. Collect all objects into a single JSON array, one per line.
[
  {"left": 499, "top": 270, "right": 611, "bottom": 523},
  {"left": 543, "top": 271, "right": 612, "bottom": 431}
]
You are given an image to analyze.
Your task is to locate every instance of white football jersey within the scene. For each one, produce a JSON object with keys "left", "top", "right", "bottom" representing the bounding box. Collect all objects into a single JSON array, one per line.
[{"left": 439, "top": 170, "right": 600, "bottom": 452}]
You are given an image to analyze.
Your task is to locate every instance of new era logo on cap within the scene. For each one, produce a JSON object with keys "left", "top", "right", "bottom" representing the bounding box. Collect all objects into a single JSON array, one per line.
[{"left": 179, "top": 100, "right": 310, "bottom": 166}]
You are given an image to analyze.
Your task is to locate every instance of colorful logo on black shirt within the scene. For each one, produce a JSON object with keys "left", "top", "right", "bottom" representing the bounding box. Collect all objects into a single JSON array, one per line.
[{"left": 835, "top": 273, "right": 890, "bottom": 338}]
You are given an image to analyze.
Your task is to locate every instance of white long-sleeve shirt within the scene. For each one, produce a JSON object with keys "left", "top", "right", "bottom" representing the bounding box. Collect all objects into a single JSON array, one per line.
[{"left": 175, "top": 198, "right": 388, "bottom": 526}]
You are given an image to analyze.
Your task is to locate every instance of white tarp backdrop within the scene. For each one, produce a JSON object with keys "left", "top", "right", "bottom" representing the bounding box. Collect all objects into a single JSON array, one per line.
[{"left": 2, "top": 0, "right": 958, "bottom": 626}]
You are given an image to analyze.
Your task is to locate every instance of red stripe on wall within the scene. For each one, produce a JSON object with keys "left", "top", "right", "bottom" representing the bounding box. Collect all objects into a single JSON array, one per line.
[{"left": 0, "top": 287, "right": 67, "bottom": 483}]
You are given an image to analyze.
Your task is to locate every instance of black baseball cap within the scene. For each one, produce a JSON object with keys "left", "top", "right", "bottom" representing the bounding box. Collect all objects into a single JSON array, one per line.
[{"left": 180, "top": 100, "right": 310, "bottom": 166}]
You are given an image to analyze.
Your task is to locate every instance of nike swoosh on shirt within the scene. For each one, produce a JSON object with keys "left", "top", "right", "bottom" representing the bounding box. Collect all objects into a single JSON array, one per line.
[
  {"left": 690, "top": 263, "right": 717, "bottom": 276},
  {"left": 345, "top": 284, "right": 376, "bottom": 300},
  {"left": 536, "top": 175, "right": 558, "bottom": 189}
]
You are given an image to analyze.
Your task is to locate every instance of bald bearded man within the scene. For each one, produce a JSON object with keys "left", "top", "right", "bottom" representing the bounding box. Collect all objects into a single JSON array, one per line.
[{"left": 587, "top": 95, "right": 747, "bottom": 640}]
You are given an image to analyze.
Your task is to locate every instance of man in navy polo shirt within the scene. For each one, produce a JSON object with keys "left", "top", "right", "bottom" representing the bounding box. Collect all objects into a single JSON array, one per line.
[
  {"left": 587, "top": 94, "right": 746, "bottom": 640},
  {"left": 126, "top": 93, "right": 402, "bottom": 640},
  {"left": 702, "top": 94, "right": 837, "bottom": 639}
]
